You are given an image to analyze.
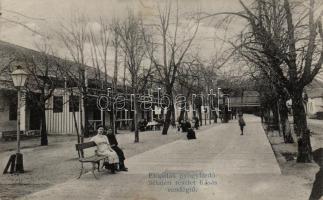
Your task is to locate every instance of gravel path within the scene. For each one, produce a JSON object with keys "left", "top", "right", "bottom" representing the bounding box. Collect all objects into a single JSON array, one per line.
[{"left": 0, "top": 124, "right": 215, "bottom": 200}]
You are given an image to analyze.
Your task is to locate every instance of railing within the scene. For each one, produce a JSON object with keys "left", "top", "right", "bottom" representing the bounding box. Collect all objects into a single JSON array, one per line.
[{"left": 228, "top": 96, "right": 260, "bottom": 107}]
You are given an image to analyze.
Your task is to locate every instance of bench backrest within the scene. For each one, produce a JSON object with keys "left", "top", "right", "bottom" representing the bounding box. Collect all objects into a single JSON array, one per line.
[{"left": 75, "top": 141, "right": 97, "bottom": 158}]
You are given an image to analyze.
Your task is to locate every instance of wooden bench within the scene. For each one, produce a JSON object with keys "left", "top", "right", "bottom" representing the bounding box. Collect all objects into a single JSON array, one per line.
[
  {"left": 75, "top": 141, "right": 109, "bottom": 179},
  {"left": 1, "top": 131, "right": 23, "bottom": 141},
  {"left": 25, "top": 130, "right": 40, "bottom": 137},
  {"left": 1, "top": 130, "right": 40, "bottom": 141}
]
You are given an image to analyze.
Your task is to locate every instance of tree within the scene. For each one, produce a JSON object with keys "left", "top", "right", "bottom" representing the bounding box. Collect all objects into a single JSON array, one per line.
[
  {"left": 205, "top": 0, "right": 323, "bottom": 162},
  {"left": 20, "top": 44, "right": 63, "bottom": 146},
  {"left": 176, "top": 56, "right": 203, "bottom": 123},
  {"left": 144, "top": 1, "right": 200, "bottom": 135},
  {"left": 110, "top": 18, "right": 122, "bottom": 134},
  {"left": 244, "top": 0, "right": 323, "bottom": 162},
  {"left": 114, "top": 11, "right": 153, "bottom": 142},
  {"left": 89, "top": 17, "right": 111, "bottom": 129},
  {"left": 248, "top": 64, "right": 294, "bottom": 143},
  {"left": 57, "top": 13, "right": 90, "bottom": 143}
]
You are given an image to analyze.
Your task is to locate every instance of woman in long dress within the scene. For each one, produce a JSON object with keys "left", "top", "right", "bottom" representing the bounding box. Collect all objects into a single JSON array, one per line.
[{"left": 90, "top": 126, "right": 119, "bottom": 173}]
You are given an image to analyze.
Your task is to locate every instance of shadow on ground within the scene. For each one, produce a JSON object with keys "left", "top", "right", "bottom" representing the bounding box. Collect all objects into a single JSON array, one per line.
[{"left": 309, "top": 148, "right": 323, "bottom": 200}]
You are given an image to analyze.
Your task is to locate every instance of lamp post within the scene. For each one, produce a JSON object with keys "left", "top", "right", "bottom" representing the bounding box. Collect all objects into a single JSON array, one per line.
[
  {"left": 3, "top": 66, "right": 28, "bottom": 174},
  {"left": 157, "top": 88, "right": 161, "bottom": 120},
  {"left": 12, "top": 66, "right": 28, "bottom": 173}
]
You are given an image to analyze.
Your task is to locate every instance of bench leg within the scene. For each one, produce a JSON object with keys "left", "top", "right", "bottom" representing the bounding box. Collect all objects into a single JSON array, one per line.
[
  {"left": 78, "top": 163, "right": 84, "bottom": 179},
  {"left": 91, "top": 162, "right": 98, "bottom": 179}
]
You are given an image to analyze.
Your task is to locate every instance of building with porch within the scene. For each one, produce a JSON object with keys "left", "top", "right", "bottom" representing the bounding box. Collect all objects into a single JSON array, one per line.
[{"left": 0, "top": 40, "right": 115, "bottom": 135}]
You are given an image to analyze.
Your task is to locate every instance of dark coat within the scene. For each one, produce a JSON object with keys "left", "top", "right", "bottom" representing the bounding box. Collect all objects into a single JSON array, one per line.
[
  {"left": 187, "top": 128, "right": 196, "bottom": 140},
  {"left": 107, "top": 133, "right": 118, "bottom": 146},
  {"left": 238, "top": 117, "right": 246, "bottom": 127},
  {"left": 107, "top": 133, "right": 125, "bottom": 161}
]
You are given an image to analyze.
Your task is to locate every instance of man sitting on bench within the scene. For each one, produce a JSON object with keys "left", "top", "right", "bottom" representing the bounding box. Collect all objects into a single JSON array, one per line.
[
  {"left": 106, "top": 129, "right": 128, "bottom": 171},
  {"left": 90, "top": 125, "right": 119, "bottom": 174}
]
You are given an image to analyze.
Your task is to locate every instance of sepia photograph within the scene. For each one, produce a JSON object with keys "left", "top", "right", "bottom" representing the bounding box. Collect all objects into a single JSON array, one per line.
[{"left": 0, "top": 0, "right": 322, "bottom": 199}]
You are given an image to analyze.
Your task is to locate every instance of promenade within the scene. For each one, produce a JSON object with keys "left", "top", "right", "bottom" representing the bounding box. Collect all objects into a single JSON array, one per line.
[{"left": 17, "top": 115, "right": 312, "bottom": 200}]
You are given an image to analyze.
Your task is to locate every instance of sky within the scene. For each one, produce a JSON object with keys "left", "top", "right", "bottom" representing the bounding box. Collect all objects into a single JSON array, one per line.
[
  {"left": 0, "top": 0, "right": 322, "bottom": 80},
  {"left": 0, "top": 0, "right": 247, "bottom": 76}
]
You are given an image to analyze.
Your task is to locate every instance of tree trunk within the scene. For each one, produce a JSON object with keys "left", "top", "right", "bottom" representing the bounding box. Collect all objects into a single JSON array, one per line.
[
  {"left": 134, "top": 95, "right": 139, "bottom": 142},
  {"left": 178, "top": 96, "right": 186, "bottom": 123},
  {"left": 162, "top": 106, "right": 172, "bottom": 135},
  {"left": 162, "top": 88, "right": 173, "bottom": 135},
  {"left": 178, "top": 110, "right": 185, "bottom": 123},
  {"left": 277, "top": 101, "right": 282, "bottom": 136},
  {"left": 271, "top": 102, "right": 279, "bottom": 130},
  {"left": 291, "top": 90, "right": 313, "bottom": 163},
  {"left": 83, "top": 96, "right": 89, "bottom": 138},
  {"left": 72, "top": 109, "right": 81, "bottom": 144},
  {"left": 113, "top": 109, "right": 117, "bottom": 135},
  {"left": 79, "top": 95, "right": 84, "bottom": 143},
  {"left": 198, "top": 106, "right": 202, "bottom": 126},
  {"left": 71, "top": 91, "right": 81, "bottom": 144},
  {"left": 40, "top": 102, "right": 48, "bottom": 146}
]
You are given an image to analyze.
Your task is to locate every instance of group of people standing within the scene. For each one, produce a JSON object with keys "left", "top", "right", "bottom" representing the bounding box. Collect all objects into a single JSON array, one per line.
[
  {"left": 178, "top": 110, "right": 246, "bottom": 136},
  {"left": 178, "top": 119, "right": 197, "bottom": 140},
  {"left": 90, "top": 126, "right": 128, "bottom": 174}
]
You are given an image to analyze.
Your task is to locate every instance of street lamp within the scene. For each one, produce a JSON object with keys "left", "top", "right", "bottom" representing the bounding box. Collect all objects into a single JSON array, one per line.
[
  {"left": 157, "top": 88, "right": 161, "bottom": 120},
  {"left": 4, "top": 65, "right": 28, "bottom": 174}
]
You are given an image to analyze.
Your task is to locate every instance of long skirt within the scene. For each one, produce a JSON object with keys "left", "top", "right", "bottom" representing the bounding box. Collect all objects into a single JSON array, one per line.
[{"left": 98, "top": 149, "right": 119, "bottom": 164}]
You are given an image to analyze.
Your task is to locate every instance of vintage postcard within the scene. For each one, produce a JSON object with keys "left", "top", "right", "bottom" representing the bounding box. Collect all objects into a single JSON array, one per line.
[{"left": 0, "top": 0, "right": 322, "bottom": 199}]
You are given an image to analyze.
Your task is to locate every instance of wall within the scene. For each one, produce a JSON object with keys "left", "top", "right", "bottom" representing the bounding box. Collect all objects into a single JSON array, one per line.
[
  {"left": 45, "top": 89, "right": 81, "bottom": 135},
  {"left": 0, "top": 90, "right": 17, "bottom": 131}
]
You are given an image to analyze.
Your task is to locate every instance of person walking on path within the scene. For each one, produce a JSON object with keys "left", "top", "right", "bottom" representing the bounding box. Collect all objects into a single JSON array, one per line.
[
  {"left": 233, "top": 109, "right": 237, "bottom": 119},
  {"left": 106, "top": 129, "right": 128, "bottom": 171},
  {"left": 238, "top": 112, "right": 246, "bottom": 135},
  {"left": 91, "top": 126, "right": 119, "bottom": 173}
]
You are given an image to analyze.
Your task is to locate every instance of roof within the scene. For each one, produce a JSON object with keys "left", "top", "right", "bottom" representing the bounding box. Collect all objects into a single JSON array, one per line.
[{"left": 0, "top": 40, "right": 113, "bottom": 88}]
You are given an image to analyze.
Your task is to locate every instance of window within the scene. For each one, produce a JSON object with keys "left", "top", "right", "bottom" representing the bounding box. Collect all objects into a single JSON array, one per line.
[
  {"left": 69, "top": 95, "right": 79, "bottom": 112},
  {"left": 53, "top": 96, "right": 63, "bottom": 113},
  {"left": 9, "top": 101, "right": 17, "bottom": 120}
]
